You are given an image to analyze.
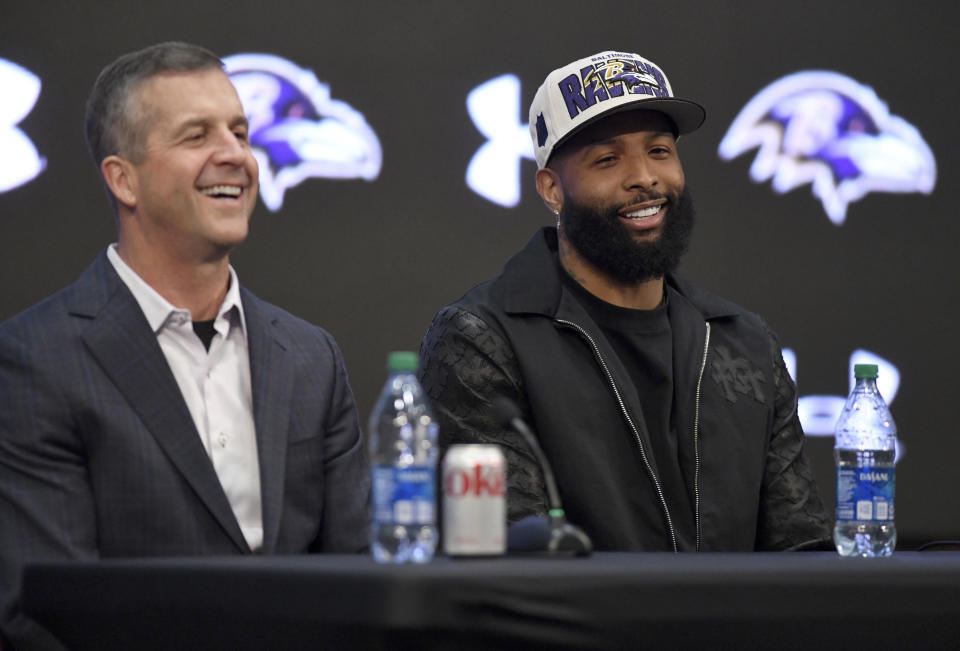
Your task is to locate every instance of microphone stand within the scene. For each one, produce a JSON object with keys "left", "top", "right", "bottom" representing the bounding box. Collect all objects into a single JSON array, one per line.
[{"left": 492, "top": 397, "right": 593, "bottom": 556}]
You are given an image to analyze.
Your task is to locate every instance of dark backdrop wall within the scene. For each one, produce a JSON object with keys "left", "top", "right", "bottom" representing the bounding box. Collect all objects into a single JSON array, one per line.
[{"left": 2, "top": 0, "right": 956, "bottom": 547}]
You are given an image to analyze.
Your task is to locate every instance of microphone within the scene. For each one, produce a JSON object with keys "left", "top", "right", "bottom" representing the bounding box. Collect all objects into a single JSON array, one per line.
[{"left": 491, "top": 397, "right": 593, "bottom": 556}]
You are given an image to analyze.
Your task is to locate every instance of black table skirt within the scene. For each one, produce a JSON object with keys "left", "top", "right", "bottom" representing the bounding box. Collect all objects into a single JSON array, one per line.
[{"left": 23, "top": 552, "right": 960, "bottom": 650}]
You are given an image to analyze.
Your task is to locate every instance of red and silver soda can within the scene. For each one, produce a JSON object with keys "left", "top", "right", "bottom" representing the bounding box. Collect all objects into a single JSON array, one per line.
[{"left": 442, "top": 444, "right": 506, "bottom": 556}]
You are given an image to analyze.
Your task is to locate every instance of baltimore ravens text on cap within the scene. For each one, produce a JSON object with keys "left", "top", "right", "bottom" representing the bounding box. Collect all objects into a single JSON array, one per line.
[{"left": 529, "top": 50, "right": 706, "bottom": 168}]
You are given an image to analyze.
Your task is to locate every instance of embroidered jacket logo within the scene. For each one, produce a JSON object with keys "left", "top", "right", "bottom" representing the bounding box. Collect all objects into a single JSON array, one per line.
[{"left": 711, "top": 345, "right": 765, "bottom": 405}]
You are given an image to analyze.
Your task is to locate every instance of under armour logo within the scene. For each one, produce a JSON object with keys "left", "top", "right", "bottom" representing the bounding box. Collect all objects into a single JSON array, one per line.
[
  {"left": 465, "top": 74, "right": 535, "bottom": 207},
  {"left": 783, "top": 347, "right": 904, "bottom": 462},
  {"left": 0, "top": 58, "right": 46, "bottom": 194},
  {"left": 711, "top": 345, "right": 766, "bottom": 404}
]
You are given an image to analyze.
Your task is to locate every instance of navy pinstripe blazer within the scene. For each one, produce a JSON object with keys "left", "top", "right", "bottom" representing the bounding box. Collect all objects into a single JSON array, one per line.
[{"left": 0, "top": 252, "right": 370, "bottom": 648}]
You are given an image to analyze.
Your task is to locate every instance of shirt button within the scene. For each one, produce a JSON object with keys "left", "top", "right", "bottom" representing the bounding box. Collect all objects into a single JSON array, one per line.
[{"left": 218, "top": 432, "right": 229, "bottom": 448}]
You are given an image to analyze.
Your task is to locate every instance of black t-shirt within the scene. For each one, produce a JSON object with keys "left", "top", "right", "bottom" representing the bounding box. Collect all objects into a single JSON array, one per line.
[{"left": 561, "top": 271, "right": 697, "bottom": 550}]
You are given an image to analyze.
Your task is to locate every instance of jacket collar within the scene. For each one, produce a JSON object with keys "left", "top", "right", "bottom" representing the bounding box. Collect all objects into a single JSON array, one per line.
[
  {"left": 67, "top": 252, "right": 299, "bottom": 553},
  {"left": 499, "top": 228, "right": 729, "bottom": 544},
  {"left": 501, "top": 227, "right": 741, "bottom": 321},
  {"left": 68, "top": 252, "right": 250, "bottom": 552}
]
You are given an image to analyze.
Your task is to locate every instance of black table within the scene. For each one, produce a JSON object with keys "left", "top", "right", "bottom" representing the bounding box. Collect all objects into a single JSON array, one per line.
[{"left": 22, "top": 552, "right": 960, "bottom": 650}]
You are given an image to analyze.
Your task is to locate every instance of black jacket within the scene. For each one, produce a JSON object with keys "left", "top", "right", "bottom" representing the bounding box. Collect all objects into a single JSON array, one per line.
[{"left": 419, "top": 228, "right": 830, "bottom": 551}]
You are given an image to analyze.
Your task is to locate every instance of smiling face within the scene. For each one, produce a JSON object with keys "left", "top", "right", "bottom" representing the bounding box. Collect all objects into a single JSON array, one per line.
[
  {"left": 111, "top": 68, "right": 258, "bottom": 264},
  {"left": 537, "top": 109, "right": 694, "bottom": 285},
  {"left": 550, "top": 109, "right": 684, "bottom": 239}
]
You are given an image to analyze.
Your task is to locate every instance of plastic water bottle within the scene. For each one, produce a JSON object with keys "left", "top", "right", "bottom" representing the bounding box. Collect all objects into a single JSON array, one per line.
[
  {"left": 833, "top": 363, "right": 897, "bottom": 557},
  {"left": 368, "top": 351, "right": 438, "bottom": 563}
]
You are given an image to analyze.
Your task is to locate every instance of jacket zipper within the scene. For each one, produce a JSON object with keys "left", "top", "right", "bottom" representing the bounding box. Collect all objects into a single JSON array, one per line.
[
  {"left": 557, "top": 318, "right": 712, "bottom": 553},
  {"left": 693, "top": 322, "right": 711, "bottom": 552},
  {"left": 555, "top": 318, "right": 679, "bottom": 552}
]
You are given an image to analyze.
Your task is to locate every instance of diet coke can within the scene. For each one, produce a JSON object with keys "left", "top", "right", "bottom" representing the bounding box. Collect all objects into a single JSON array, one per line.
[{"left": 442, "top": 444, "right": 506, "bottom": 556}]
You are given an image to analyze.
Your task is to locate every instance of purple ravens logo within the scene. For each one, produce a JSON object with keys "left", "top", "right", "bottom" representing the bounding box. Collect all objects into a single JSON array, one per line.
[
  {"left": 585, "top": 60, "right": 660, "bottom": 97},
  {"left": 718, "top": 71, "right": 935, "bottom": 225},
  {"left": 224, "top": 54, "right": 382, "bottom": 211}
]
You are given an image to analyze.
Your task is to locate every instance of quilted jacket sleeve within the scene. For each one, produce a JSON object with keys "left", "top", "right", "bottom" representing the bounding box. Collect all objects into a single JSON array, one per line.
[
  {"left": 419, "top": 306, "right": 549, "bottom": 523},
  {"left": 755, "top": 331, "right": 833, "bottom": 551}
]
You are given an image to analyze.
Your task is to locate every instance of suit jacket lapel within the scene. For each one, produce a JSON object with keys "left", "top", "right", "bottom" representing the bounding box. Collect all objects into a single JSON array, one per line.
[
  {"left": 73, "top": 253, "right": 249, "bottom": 552},
  {"left": 242, "top": 290, "right": 294, "bottom": 554}
]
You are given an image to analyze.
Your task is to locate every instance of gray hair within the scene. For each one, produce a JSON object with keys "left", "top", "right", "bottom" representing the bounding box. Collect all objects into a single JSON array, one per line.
[{"left": 84, "top": 42, "right": 224, "bottom": 166}]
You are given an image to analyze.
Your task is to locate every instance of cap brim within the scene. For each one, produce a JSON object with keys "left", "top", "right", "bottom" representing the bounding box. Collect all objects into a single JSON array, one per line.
[{"left": 549, "top": 97, "right": 706, "bottom": 164}]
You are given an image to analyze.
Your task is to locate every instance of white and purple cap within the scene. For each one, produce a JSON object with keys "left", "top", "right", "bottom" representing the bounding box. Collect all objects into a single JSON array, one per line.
[{"left": 529, "top": 50, "right": 706, "bottom": 168}]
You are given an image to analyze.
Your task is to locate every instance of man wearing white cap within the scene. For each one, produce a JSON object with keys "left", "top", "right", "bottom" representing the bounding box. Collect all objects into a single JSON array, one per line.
[{"left": 419, "top": 51, "right": 830, "bottom": 552}]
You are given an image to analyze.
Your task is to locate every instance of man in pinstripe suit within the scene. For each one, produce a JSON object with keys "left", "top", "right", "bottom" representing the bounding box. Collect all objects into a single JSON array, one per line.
[{"left": 0, "top": 42, "right": 370, "bottom": 649}]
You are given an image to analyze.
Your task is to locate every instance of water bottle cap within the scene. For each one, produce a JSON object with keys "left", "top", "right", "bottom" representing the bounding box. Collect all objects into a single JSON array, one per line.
[
  {"left": 387, "top": 351, "right": 419, "bottom": 372},
  {"left": 854, "top": 363, "right": 879, "bottom": 379}
]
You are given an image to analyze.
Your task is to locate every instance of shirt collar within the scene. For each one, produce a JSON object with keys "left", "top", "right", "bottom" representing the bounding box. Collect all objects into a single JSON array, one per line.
[
  {"left": 106, "top": 244, "right": 247, "bottom": 336},
  {"left": 219, "top": 263, "right": 247, "bottom": 336}
]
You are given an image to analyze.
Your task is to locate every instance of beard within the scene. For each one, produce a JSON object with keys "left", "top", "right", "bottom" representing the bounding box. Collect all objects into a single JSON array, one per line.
[{"left": 559, "top": 186, "right": 696, "bottom": 284}]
